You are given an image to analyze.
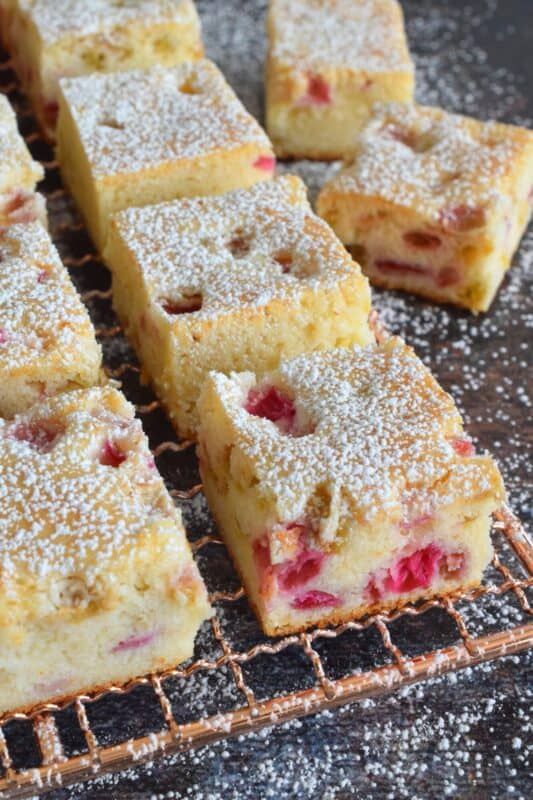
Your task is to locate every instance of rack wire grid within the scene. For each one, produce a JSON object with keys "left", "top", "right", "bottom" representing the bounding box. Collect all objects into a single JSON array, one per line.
[{"left": 1, "top": 50, "right": 532, "bottom": 800}]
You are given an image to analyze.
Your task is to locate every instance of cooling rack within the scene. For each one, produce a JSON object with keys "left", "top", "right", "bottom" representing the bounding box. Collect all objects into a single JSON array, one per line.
[{"left": 0, "top": 51, "right": 532, "bottom": 800}]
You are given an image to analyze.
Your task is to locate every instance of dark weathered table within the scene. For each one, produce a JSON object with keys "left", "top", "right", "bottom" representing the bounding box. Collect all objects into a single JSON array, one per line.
[{"left": 4, "top": 0, "right": 532, "bottom": 797}]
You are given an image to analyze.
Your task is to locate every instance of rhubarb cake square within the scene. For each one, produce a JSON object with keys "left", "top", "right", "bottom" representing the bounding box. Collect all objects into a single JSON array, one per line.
[
  {"left": 0, "top": 0, "right": 203, "bottom": 138},
  {"left": 317, "top": 103, "right": 533, "bottom": 312},
  {"left": 0, "top": 94, "right": 46, "bottom": 228},
  {"left": 265, "top": 0, "right": 414, "bottom": 160},
  {"left": 197, "top": 337, "right": 505, "bottom": 636},
  {"left": 0, "top": 222, "right": 102, "bottom": 417},
  {"left": 0, "top": 385, "right": 211, "bottom": 717},
  {"left": 106, "top": 175, "right": 373, "bottom": 440},
  {"left": 57, "top": 60, "right": 275, "bottom": 252}
]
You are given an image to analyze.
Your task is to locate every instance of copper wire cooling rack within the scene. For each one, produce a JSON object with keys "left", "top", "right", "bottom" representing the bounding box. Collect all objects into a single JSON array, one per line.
[{"left": 1, "top": 52, "right": 533, "bottom": 800}]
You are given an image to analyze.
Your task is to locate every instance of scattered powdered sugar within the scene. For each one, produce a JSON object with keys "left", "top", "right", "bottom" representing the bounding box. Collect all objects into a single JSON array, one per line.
[
  {"left": 408, "top": 0, "right": 531, "bottom": 128},
  {"left": 51, "top": 653, "right": 531, "bottom": 800},
  {"left": 323, "top": 102, "right": 532, "bottom": 220},
  {"left": 181, "top": 490, "right": 220, "bottom": 542},
  {"left": 60, "top": 61, "right": 272, "bottom": 178},
  {"left": 268, "top": 0, "right": 414, "bottom": 74},
  {"left": 112, "top": 176, "right": 364, "bottom": 318},
  {"left": 0, "top": 222, "right": 100, "bottom": 372},
  {"left": 17, "top": 0, "right": 198, "bottom": 46},
  {"left": 0, "top": 94, "right": 43, "bottom": 191}
]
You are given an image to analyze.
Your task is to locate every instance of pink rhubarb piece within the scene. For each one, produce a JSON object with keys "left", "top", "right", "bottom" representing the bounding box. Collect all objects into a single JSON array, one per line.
[
  {"left": 366, "top": 544, "right": 444, "bottom": 601},
  {"left": 253, "top": 526, "right": 326, "bottom": 598},
  {"left": 245, "top": 386, "right": 296, "bottom": 432},
  {"left": 100, "top": 439, "right": 127, "bottom": 467},
  {"left": 384, "top": 544, "right": 443, "bottom": 594},
  {"left": 452, "top": 437, "right": 475, "bottom": 456},
  {"left": 12, "top": 420, "right": 64, "bottom": 453},
  {"left": 403, "top": 231, "right": 442, "bottom": 249},
  {"left": 253, "top": 155, "right": 276, "bottom": 172},
  {"left": 162, "top": 295, "right": 202, "bottom": 315},
  {"left": 375, "top": 259, "right": 430, "bottom": 279},
  {"left": 277, "top": 544, "right": 324, "bottom": 592},
  {"left": 291, "top": 590, "right": 340, "bottom": 610},
  {"left": 301, "top": 74, "right": 332, "bottom": 106},
  {"left": 439, "top": 204, "right": 485, "bottom": 232},
  {"left": 111, "top": 629, "right": 159, "bottom": 653}
]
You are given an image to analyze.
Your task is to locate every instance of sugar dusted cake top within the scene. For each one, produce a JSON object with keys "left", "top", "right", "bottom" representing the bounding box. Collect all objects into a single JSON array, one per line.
[
  {"left": 212, "top": 338, "right": 504, "bottom": 525},
  {"left": 17, "top": 0, "right": 197, "bottom": 45},
  {"left": 0, "top": 223, "right": 99, "bottom": 374},
  {"left": 0, "top": 95, "right": 44, "bottom": 192},
  {"left": 0, "top": 387, "right": 189, "bottom": 611},
  {"left": 110, "top": 176, "right": 365, "bottom": 318},
  {"left": 329, "top": 102, "right": 533, "bottom": 223},
  {"left": 268, "top": 0, "right": 413, "bottom": 74},
  {"left": 59, "top": 61, "right": 272, "bottom": 178}
]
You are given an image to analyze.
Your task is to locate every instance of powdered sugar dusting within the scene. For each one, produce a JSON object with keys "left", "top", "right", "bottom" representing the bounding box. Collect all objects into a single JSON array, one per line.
[
  {"left": 214, "top": 338, "right": 504, "bottom": 521},
  {"left": 0, "top": 94, "right": 43, "bottom": 192},
  {"left": 269, "top": 0, "right": 414, "bottom": 74},
  {"left": 112, "top": 176, "right": 364, "bottom": 318},
  {"left": 325, "top": 102, "right": 533, "bottom": 221},
  {"left": 17, "top": 0, "right": 198, "bottom": 45},
  {"left": 0, "top": 222, "right": 100, "bottom": 372},
  {"left": 53, "top": 653, "right": 531, "bottom": 799},
  {"left": 59, "top": 61, "right": 272, "bottom": 178},
  {"left": 371, "top": 226, "right": 532, "bottom": 519},
  {"left": 0, "top": 386, "right": 184, "bottom": 590}
]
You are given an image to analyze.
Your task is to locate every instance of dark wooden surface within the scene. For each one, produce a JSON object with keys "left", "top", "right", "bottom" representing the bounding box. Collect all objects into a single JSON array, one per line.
[{"left": 1, "top": 1, "right": 531, "bottom": 798}]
